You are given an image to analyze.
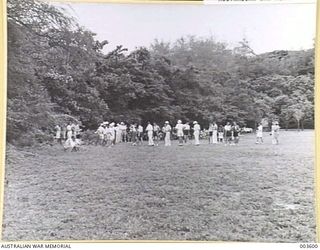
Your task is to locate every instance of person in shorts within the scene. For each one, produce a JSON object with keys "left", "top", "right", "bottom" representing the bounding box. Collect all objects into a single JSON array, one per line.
[
  {"left": 175, "top": 120, "right": 184, "bottom": 146},
  {"left": 218, "top": 125, "right": 224, "bottom": 143}
]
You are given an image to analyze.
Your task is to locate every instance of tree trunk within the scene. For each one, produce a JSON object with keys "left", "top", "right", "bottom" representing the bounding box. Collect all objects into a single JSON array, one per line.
[{"left": 297, "top": 119, "right": 300, "bottom": 132}]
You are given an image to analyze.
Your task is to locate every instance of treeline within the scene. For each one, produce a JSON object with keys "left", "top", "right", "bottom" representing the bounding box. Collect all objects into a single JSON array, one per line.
[{"left": 7, "top": 0, "right": 314, "bottom": 146}]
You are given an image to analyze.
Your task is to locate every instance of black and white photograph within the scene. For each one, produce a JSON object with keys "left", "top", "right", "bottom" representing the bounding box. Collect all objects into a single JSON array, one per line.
[{"left": 2, "top": 0, "right": 317, "bottom": 242}]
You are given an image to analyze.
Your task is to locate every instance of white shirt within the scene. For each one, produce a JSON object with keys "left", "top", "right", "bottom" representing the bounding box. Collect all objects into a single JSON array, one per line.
[
  {"left": 175, "top": 123, "right": 184, "bottom": 133},
  {"left": 146, "top": 124, "right": 153, "bottom": 132},
  {"left": 119, "top": 124, "right": 127, "bottom": 131},
  {"left": 183, "top": 124, "right": 190, "bottom": 130},
  {"left": 194, "top": 124, "right": 201, "bottom": 132},
  {"left": 96, "top": 126, "right": 105, "bottom": 134},
  {"left": 224, "top": 125, "right": 232, "bottom": 131},
  {"left": 164, "top": 124, "right": 172, "bottom": 132},
  {"left": 138, "top": 125, "right": 143, "bottom": 133}
]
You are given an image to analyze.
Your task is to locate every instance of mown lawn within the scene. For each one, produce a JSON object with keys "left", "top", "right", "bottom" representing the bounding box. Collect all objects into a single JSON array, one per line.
[{"left": 2, "top": 131, "right": 316, "bottom": 242}]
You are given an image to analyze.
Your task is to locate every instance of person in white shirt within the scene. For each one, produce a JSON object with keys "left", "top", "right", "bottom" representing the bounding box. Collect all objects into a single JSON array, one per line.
[
  {"left": 108, "top": 122, "right": 116, "bottom": 146},
  {"left": 164, "top": 121, "right": 172, "bottom": 146},
  {"left": 193, "top": 121, "right": 201, "bottom": 146},
  {"left": 120, "top": 122, "right": 127, "bottom": 143},
  {"left": 183, "top": 122, "right": 190, "bottom": 143},
  {"left": 256, "top": 122, "right": 263, "bottom": 144},
  {"left": 55, "top": 125, "right": 62, "bottom": 144},
  {"left": 64, "top": 123, "right": 75, "bottom": 150},
  {"left": 271, "top": 121, "right": 280, "bottom": 145},
  {"left": 224, "top": 122, "right": 232, "bottom": 146},
  {"left": 212, "top": 122, "right": 218, "bottom": 144},
  {"left": 137, "top": 124, "right": 144, "bottom": 145},
  {"left": 115, "top": 123, "right": 122, "bottom": 144},
  {"left": 175, "top": 120, "right": 184, "bottom": 146},
  {"left": 95, "top": 123, "right": 105, "bottom": 145},
  {"left": 145, "top": 122, "right": 154, "bottom": 146},
  {"left": 103, "top": 122, "right": 111, "bottom": 146}
]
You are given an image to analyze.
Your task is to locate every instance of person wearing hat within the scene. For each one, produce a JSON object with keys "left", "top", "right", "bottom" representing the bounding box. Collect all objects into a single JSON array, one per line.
[
  {"left": 164, "top": 121, "right": 172, "bottom": 146},
  {"left": 193, "top": 121, "right": 201, "bottom": 146},
  {"left": 145, "top": 122, "right": 154, "bottom": 146},
  {"left": 175, "top": 120, "right": 184, "bottom": 146},
  {"left": 271, "top": 121, "right": 280, "bottom": 145}
]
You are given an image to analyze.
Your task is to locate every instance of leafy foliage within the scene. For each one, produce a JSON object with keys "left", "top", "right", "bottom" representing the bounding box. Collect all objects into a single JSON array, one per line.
[{"left": 7, "top": 0, "right": 314, "bottom": 145}]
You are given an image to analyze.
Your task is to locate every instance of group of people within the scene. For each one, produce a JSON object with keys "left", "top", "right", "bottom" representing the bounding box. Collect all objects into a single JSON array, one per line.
[
  {"left": 54, "top": 123, "right": 82, "bottom": 151},
  {"left": 256, "top": 121, "right": 280, "bottom": 145},
  {"left": 54, "top": 119, "right": 281, "bottom": 151},
  {"left": 92, "top": 120, "right": 253, "bottom": 147}
]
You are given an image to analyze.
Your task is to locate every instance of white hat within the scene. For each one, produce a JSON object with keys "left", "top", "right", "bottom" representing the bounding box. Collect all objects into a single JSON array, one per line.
[
  {"left": 110, "top": 122, "right": 115, "bottom": 127},
  {"left": 177, "top": 120, "right": 182, "bottom": 124},
  {"left": 165, "top": 121, "right": 169, "bottom": 124},
  {"left": 193, "top": 121, "right": 198, "bottom": 124}
]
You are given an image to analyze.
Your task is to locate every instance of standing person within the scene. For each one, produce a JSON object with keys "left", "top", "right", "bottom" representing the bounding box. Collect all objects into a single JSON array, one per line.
[
  {"left": 115, "top": 123, "right": 122, "bottom": 144},
  {"left": 74, "top": 123, "right": 82, "bottom": 145},
  {"left": 64, "top": 123, "right": 75, "bottom": 151},
  {"left": 109, "top": 122, "right": 116, "bottom": 146},
  {"left": 137, "top": 123, "right": 144, "bottom": 145},
  {"left": 218, "top": 125, "right": 224, "bottom": 143},
  {"left": 183, "top": 122, "right": 190, "bottom": 143},
  {"left": 153, "top": 122, "right": 161, "bottom": 146},
  {"left": 175, "top": 120, "right": 184, "bottom": 146},
  {"left": 55, "top": 124, "right": 62, "bottom": 144},
  {"left": 193, "top": 121, "right": 201, "bottom": 146},
  {"left": 208, "top": 123, "right": 214, "bottom": 144},
  {"left": 120, "top": 122, "right": 127, "bottom": 143},
  {"left": 61, "top": 124, "right": 67, "bottom": 143},
  {"left": 212, "top": 122, "right": 218, "bottom": 144},
  {"left": 224, "top": 122, "right": 232, "bottom": 146},
  {"left": 95, "top": 123, "right": 105, "bottom": 146},
  {"left": 232, "top": 121, "right": 240, "bottom": 145},
  {"left": 271, "top": 121, "right": 280, "bottom": 145},
  {"left": 164, "top": 121, "right": 172, "bottom": 146},
  {"left": 256, "top": 122, "right": 264, "bottom": 144},
  {"left": 146, "top": 122, "right": 154, "bottom": 146},
  {"left": 131, "top": 123, "right": 138, "bottom": 146}
]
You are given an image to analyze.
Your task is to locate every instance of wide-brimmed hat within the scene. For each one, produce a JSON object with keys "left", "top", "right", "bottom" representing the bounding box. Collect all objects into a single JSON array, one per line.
[
  {"left": 165, "top": 121, "right": 169, "bottom": 124},
  {"left": 193, "top": 121, "right": 198, "bottom": 124}
]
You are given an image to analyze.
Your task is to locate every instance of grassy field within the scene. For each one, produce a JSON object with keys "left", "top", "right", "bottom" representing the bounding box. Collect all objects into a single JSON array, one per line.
[{"left": 2, "top": 131, "right": 316, "bottom": 242}]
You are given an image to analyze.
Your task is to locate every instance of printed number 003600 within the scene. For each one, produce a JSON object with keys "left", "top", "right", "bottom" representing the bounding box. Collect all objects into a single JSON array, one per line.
[{"left": 300, "top": 244, "right": 318, "bottom": 248}]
